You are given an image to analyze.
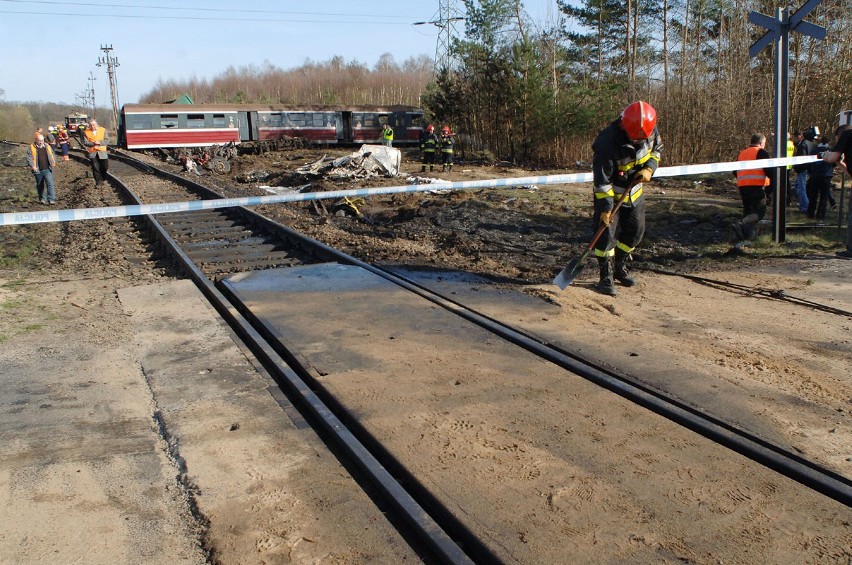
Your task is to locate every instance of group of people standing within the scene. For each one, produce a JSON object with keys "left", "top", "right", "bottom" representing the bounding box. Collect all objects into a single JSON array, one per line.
[
  {"left": 733, "top": 124, "right": 850, "bottom": 245},
  {"left": 792, "top": 127, "right": 840, "bottom": 221},
  {"left": 418, "top": 124, "right": 455, "bottom": 173},
  {"left": 26, "top": 118, "right": 111, "bottom": 205}
]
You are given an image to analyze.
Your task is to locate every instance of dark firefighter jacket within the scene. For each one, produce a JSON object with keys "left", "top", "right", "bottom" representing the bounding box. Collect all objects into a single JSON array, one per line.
[{"left": 592, "top": 119, "right": 663, "bottom": 209}]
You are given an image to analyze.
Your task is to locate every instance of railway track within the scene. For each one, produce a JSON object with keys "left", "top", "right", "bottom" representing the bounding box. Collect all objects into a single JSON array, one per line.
[{"left": 95, "top": 151, "right": 852, "bottom": 562}]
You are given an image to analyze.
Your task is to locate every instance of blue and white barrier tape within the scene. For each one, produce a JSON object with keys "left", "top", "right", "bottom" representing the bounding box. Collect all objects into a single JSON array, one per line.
[{"left": 0, "top": 155, "right": 819, "bottom": 227}]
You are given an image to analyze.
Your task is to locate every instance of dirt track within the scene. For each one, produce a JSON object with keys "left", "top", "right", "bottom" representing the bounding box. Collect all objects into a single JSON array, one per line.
[{"left": 1, "top": 150, "right": 850, "bottom": 563}]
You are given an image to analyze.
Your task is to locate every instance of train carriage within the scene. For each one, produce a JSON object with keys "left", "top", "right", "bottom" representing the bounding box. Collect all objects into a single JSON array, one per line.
[
  {"left": 119, "top": 103, "right": 424, "bottom": 150},
  {"left": 64, "top": 112, "right": 89, "bottom": 134},
  {"left": 121, "top": 104, "right": 242, "bottom": 149}
]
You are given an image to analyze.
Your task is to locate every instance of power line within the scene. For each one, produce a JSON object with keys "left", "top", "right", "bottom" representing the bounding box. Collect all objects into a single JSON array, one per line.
[
  {"left": 0, "top": 0, "right": 421, "bottom": 21},
  {"left": 0, "top": 9, "right": 424, "bottom": 24}
]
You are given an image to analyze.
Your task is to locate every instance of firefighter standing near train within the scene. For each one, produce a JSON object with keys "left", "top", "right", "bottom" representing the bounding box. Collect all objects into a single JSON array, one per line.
[
  {"left": 590, "top": 101, "right": 662, "bottom": 296},
  {"left": 440, "top": 126, "right": 454, "bottom": 172},
  {"left": 420, "top": 124, "right": 438, "bottom": 173}
]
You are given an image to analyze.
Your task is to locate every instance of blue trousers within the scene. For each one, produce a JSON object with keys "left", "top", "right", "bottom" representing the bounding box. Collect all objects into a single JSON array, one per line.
[
  {"left": 795, "top": 171, "right": 809, "bottom": 212},
  {"left": 35, "top": 169, "right": 56, "bottom": 203}
]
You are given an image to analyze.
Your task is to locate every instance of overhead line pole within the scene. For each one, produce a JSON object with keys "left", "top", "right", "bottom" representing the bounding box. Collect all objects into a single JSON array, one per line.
[{"left": 97, "top": 45, "right": 121, "bottom": 133}]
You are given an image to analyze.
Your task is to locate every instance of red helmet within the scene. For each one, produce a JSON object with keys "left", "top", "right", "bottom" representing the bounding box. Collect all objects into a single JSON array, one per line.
[
  {"left": 441, "top": 126, "right": 451, "bottom": 135},
  {"left": 620, "top": 101, "right": 657, "bottom": 140},
  {"left": 426, "top": 124, "right": 435, "bottom": 133}
]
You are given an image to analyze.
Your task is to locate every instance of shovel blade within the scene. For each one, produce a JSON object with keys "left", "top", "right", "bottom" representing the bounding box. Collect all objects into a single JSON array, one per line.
[{"left": 552, "top": 259, "right": 584, "bottom": 290}]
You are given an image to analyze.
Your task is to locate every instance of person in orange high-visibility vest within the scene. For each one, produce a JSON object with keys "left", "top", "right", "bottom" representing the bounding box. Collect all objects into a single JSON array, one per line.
[
  {"left": 733, "top": 133, "right": 775, "bottom": 242},
  {"left": 82, "top": 118, "right": 110, "bottom": 187}
]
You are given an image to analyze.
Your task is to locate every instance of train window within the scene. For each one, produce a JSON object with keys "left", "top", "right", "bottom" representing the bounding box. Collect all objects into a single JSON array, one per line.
[
  {"left": 288, "top": 113, "right": 306, "bottom": 126},
  {"left": 186, "top": 114, "right": 206, "bottom": 128},
  {"left": 267, "top": 113, "right": 284, "bottom": 127},
  {"left": 378, "top": 115, "right": 390, "bottom": 126},
  {"left": 410, "top": 114, "right": 423, "bottom": 127},
  {"left": 212, "top": 114, "right": 227, "bottom": 128},
  {"left": 311, "top": 113, "right": 326, "bottom": 127},
  {"left": 160, "top": 114, "right": 179, "bottom": 129},
  {"left": 125, "top": 114, "right": 152, "bottom": 130}
]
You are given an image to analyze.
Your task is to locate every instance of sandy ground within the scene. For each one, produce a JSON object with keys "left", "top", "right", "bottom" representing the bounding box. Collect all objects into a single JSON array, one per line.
[{"left": 0, "top": 153, "right": 850, "bottom": 563}]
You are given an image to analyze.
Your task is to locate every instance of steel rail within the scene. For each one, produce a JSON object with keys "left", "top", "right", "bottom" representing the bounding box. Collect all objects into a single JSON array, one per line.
[
  {"left": 109, "top": 153, "right": 851, "bottom": 530},
  {"left": 644, "top": 267, "right": 852, "bottom": 318},
  {"left": 360, "top": 264, "right": 852, "bottom": 508},
  {"left": 105, "top": 155, "right": 484, "bottom": 565}
]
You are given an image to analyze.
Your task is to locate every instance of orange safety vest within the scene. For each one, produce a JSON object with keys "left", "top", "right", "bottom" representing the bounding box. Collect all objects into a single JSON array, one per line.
[
  {"left": 736, "top": 146, "right": 769, "bottom": 188},
  {"left": 83, "top": 126, "right": 107, "bottom": 154}
]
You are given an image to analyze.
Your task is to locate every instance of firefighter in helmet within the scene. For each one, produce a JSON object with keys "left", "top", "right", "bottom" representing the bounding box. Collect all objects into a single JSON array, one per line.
[
  {"left": 420, "top": 124, "right": 439, "bottom": 173},
  {"left": 590, "top": 101, "right": 663, "bottom": 296},
  {"left": 440, "top": 125, "right": 454, "bottom": 172}
]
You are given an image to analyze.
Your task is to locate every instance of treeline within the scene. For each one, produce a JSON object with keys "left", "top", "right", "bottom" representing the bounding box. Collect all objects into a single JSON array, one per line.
[
  {"left": 140, "top": 55, "right": 434, "bottom": 107},
  {"left": 426, "top": 0, "right": 850, "bottom": 165},
  {"left": 117, "top": 1, "right": 852, "bottom": 166},
  {"left": 0, "top": 99, "right": 109, "bottom": 142}
]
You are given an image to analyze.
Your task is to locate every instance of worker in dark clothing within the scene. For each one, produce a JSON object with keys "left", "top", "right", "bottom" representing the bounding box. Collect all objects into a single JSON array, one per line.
[
  {"left": 733, "top": 133, "right": 775, "bottom": 243},
  {"left": 794, "top": 126, "right": 820, "bottom": 213},
  {"left": 440, "top": 125, "right": 454, "bottom": 172},
  {"left": 807, "top": 135, "right": 837, "bottom": 221},
  {"left": 823, "top": 125, "right": 852, "bottom": 258},
  {"left": 591, "top": 101, "right": 663, "bottom": 296},
  {"left": 420, "top": 124, "right": 438, "bottom": 173}
]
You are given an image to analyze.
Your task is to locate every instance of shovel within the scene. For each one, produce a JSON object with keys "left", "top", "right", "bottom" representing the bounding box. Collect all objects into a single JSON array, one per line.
[{"left": 553, "top": 185, "right": 635, "bottom": 290}]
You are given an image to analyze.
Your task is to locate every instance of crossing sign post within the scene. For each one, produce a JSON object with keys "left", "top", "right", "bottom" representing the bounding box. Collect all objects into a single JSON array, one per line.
[{"left": 749, "top": 0, "right": 826, "bottom": 243}]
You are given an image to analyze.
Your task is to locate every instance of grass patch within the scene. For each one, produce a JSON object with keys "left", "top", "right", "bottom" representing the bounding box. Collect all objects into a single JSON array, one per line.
[
  {"left": 1, "top": 279, "right": 27, "bottom": 290},
  {"left": 1, "top": 299, "right": 25, "bottom": 310},
  {"left": 0, "top": 240, "right": 40, "bottom": 268}
]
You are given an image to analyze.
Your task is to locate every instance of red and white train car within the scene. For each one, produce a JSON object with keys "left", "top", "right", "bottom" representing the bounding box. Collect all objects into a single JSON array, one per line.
[{"left": 119, "top": 103, "right": 425, "bottom": 150}]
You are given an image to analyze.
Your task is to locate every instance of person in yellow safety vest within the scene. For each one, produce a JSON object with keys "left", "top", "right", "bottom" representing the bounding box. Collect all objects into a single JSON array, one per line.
[
  {"left": 785, "top": 132, "right": 795, "bottom": 206},
  {"left": 381, "top": 123, "right": 394, "bottom": 147},
  {"left": 26, "top": 133, "right": 57, "bottom": 204},
  {"left": 82, "top": 118, "right": 110, "bottom": 188},
  {"left": 590, "top": 100, "right": 663, "bottom": 296},
  {"left": 733, "top": 133, "right": 774, "bottom": 242}
]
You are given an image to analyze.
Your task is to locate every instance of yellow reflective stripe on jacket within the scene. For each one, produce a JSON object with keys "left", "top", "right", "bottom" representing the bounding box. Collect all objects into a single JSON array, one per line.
[
  {"left": 594, "top": 185, "right": 644, "bottom": 202},
  {"left": 616, "top": 241, "right": 636, "bottom": 253},
  {"left": 617, "top": 151, "right": 656, "bottom": 172},
  {"left": 594, "top": 247, "right": 615, "bottom": 258}
]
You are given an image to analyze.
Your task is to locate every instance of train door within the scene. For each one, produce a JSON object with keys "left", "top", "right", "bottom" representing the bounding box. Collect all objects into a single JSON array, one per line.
[
  {"left": 239, "top": 111, "right": 254, "bottom": 141},
  {"left": 341, "top": 111, "right": 353, "bottom": 143}
]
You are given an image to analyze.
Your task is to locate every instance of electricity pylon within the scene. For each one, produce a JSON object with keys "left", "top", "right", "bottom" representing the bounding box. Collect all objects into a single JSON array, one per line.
[
  {"left": 97, "top": 45, "right": 121, "bottom": 132},
  {"left": 414, "top": 0, "right": 464, "bottom": 72}
]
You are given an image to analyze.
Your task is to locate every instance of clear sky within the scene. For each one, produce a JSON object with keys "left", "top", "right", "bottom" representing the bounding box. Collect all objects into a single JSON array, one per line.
[{"left": 0, "top": 0, "right": 566, "bottom": 106}]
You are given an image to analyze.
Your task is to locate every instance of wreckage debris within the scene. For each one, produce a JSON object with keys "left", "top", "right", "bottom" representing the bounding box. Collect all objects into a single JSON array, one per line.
[{"left": 295, "top": 145, "right": 402, "bottom": 181}]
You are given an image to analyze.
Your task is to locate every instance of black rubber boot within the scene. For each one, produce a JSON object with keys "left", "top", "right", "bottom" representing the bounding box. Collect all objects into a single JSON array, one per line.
[
  {"left": 442, "top": 165, "right": 447, "bottom": 172},
  {"left": 430, "top": 165, "right": 434, "bottom": 172},
  {"left": 595, "top": 257, "right": 617, "bottom": 296},
  {"left": 420, "top": 165, "right": 426, "bottom": 173},
  {"left": 614, "top": 249, "right": 636, "bottom": 287}
]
